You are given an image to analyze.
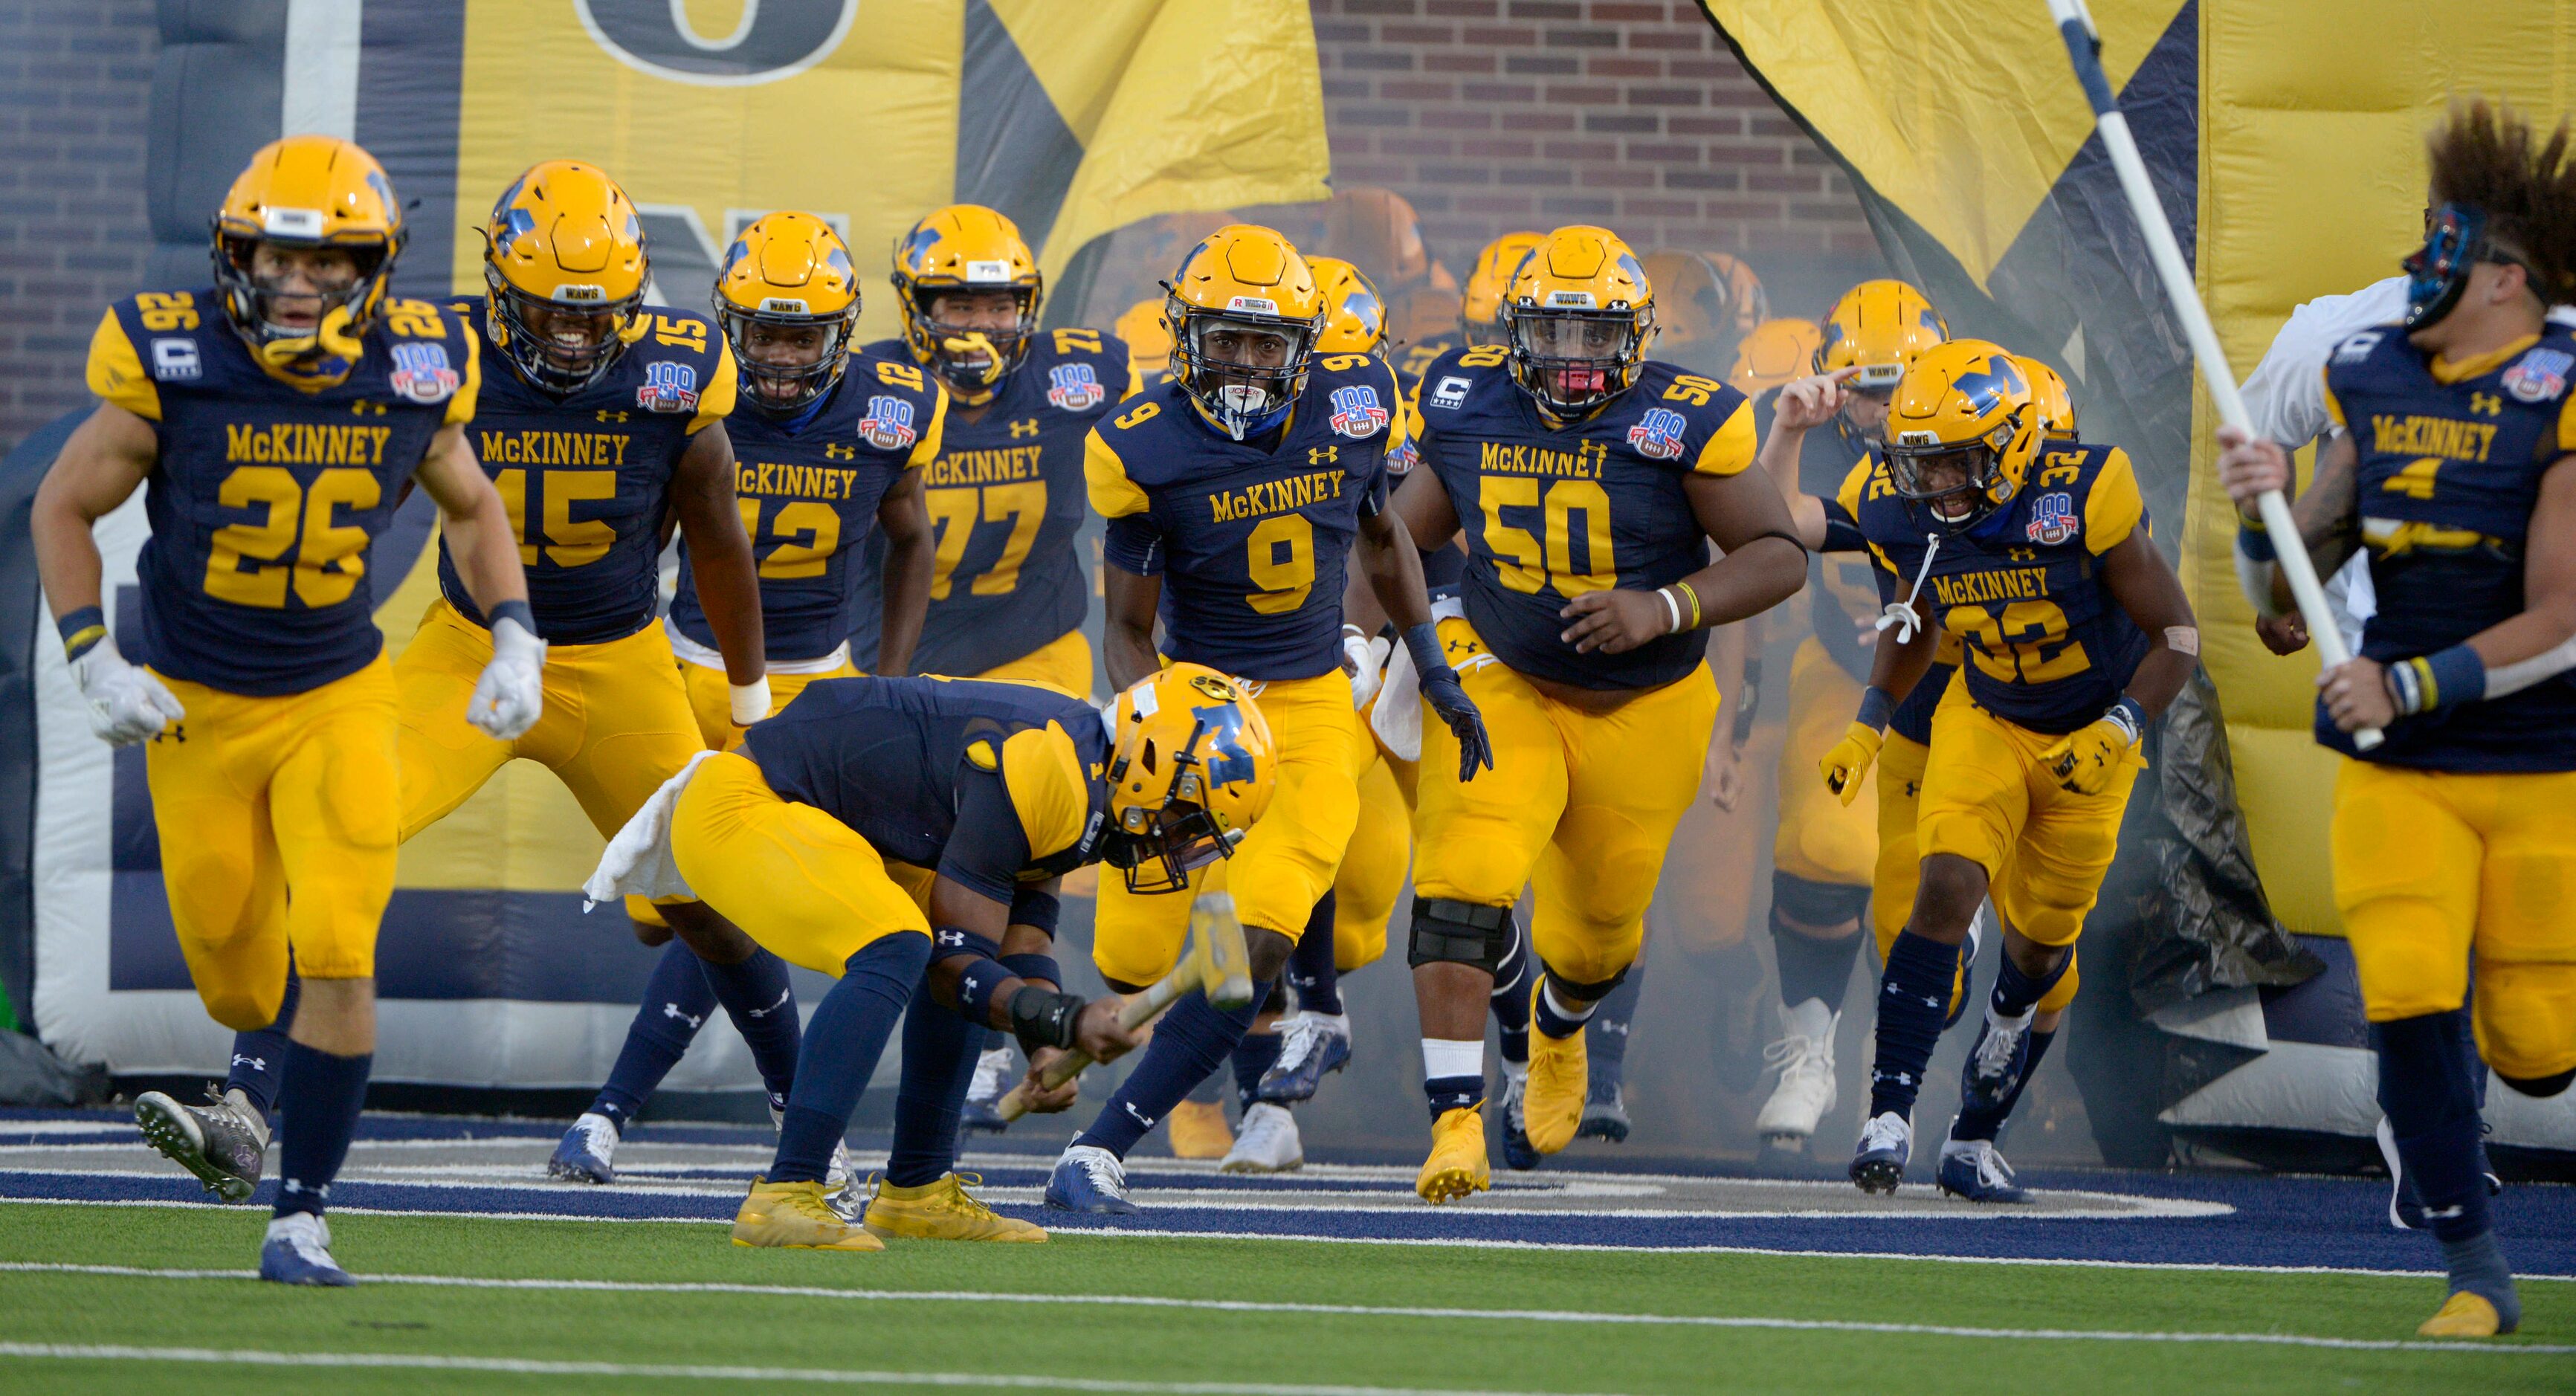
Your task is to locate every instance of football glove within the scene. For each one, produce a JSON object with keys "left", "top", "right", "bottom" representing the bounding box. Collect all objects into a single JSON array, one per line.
[
  {"left": 72, "top": 633, "right": 184, "bottom": 746},
  {"left": 1818, "top": 722, "right": 1882, "bottom": 806},
  {"left": 468, "top": 613, "right": 546, "bottom": 741},
  {"left": 1420, "top": 665, "right": 1494, "bottom": 782},
  {"left": 2043, "top": 697, "right": 2146, "bottom": 796}
]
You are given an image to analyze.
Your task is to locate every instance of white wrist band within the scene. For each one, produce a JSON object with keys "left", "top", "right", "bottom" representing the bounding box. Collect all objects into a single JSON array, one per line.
[
  {"left": 729, "top": 676, "right": 772, "bottom": 726},
  {"left": 1658, "top": 586, "right": 1683, "bottom": 636}
]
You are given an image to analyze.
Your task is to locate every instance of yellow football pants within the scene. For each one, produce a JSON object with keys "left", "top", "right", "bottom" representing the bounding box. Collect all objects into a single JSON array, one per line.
[
  {"left": 1917, "top": 681, "right": 2137, "bottom": 951},
  {"left": 667, "top": 751, "right": 931, "bottom": 975},
  {"left": 396, "top": 600, "right": 706, "bottom": 845},
  {"left": 1876, "top": 731, "right": 2076, "bottom": 1015},
  {"left": 679, "top": 659, "right": 859, "bottom": 753},
  {"left": 1329, "top": 754, "right": 1410, "bottom": 972},
  {"left": 1775, "top": 637, "right": 1877, "bottom": 889},
  {"left": 1413, "top": 617, "right": 1718, "bottom": 988},
  {"left": 143, "top": 658, "right": 399, "bottom": 1029},
  {"left": 958, "top": 626, "right": 1094, "bottom": 699},
  {"left": 1091, "top": 670, "right": 1373, "bottom": 987},
  {"left": 2333, "top": 760, "right": 2576, "bottom": 1080}
]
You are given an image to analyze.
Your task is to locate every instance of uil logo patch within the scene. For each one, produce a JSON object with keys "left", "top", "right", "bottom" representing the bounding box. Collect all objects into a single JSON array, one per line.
[
  {"left": 1627, "top": 407, "right": 1688, "bottom": 459},
  {"left": 387, "top": 341, "right": 458, "bottom": 404},
  {"left": 1386, "top": 435, "right": 1419, "bottom": 476},
  {"left": 2502, "top": 347, "right": 2572, "bottom": 404},
  {"left": 1328, "top": 384, "right": 1389, "bottom": 437},
  {"left": 2027, "top": 491, "right": 2078, "bottom": 546},
  {"left": 1046, "top": 361, "right": 1105, "bottom": 410},
  {"left": 636, "top": 360, "right": 700, "bottom": 413},
  {"left": 859, "top": 395, "right": 917, "bottom": 450}
]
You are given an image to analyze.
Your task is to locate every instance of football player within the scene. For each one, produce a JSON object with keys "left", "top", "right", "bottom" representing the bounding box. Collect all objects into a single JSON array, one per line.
[
  {"left": 36, "top": 136, "right": 536, "bottom": 1284},
  {"left": 585, "top": 665, "right": 1274, "bottom": 1248},
  {"left": 1639, "top": 248, "right": 1767, "bottom": 378},
  {"left": 547, "top": 210, "right": 944, "bottom": 1188},
  {"left": 1393, "top": 226, "right": 1807, "bottom": 1203},
  {"left": 2218, "top": 100, "right": 2576, "bottom": 1337},
  {"left": 1746, "top": 281, "right": 1950, "bottom": 1157},
  {"left": 1821, "top": 340, "right": 2195, "bottom": 1199},
  {"left": 1046, "top": 224, "right": 1491, "bottom": 1212}
]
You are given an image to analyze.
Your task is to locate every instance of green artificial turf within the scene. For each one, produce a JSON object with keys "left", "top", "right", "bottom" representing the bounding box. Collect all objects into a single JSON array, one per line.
[{"left": 0, "top": 1203, "right": 2567, "bottom": 1394}]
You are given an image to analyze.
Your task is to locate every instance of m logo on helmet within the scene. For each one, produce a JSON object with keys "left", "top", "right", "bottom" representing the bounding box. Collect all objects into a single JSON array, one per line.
[
  {"left": 1949, "top": 361, "right": 2027, "bottom": 416},
  {"left": 1190, "top": 702, "right": 1256, "bottom": 789},
  {"left": 1226, "top": 295, "right": 1279, "bottom": 314}
]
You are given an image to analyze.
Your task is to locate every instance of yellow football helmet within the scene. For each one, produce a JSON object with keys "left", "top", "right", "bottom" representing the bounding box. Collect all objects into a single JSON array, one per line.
[
  {"left": 1460, "top": 231, "right": 1544, "bottom": 346},
  {"left": 1116, "top": 298, "right": 1174, "bottom": 381},
  {"left": 1500, "top": 225, "right": 1656, "bottom": 418},
  {"left": 891, "top": 204, "right": 1042, "bottom": 404},
  {"left": 1103, "top": 664, "right": 1279, "bottom": 894},
  {"left": 714, "top": 212, "right": 861, "bottom": 412},
  {"left": 1307, "top": 255, "right": 1388, "bottom": 356},
  {"left": 1815, "top": 279, "right": 1948, "bottom": 391},
  {"left": 1885, "top": 338, "right": 2037, "bottom": 534},
  {"left": 211, "top": 135, "right": 406, "bottom": 363},
  {"left": 1642, "top": 249, "right": 1768, "bottom": 367},
  {"left": 2012, "top": 354, "right": 2079, "bottom": 440},
  {"left": 483, "top": 160, "right": 648, "bottom": 392},
  {"left": 1163, "top": 224, "right": 1326, "bottom": 441},
  {"left": 1728, "top": 317, "right": 1824, "bottom": 397}
]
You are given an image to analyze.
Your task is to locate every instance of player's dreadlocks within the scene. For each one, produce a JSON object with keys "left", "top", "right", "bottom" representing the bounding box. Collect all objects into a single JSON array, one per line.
[{"left": 2427, "top": 98, "right": 2576, "bottom": 306}]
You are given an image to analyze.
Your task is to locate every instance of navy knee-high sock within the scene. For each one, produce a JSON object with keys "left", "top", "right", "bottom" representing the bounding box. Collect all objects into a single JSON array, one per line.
[
  {"left": 772, "top": 935, "right": 933, "bottom": 1184},
  {"left": 1989, "top": 950, "right": 2069, "bottom": 1021},
  {"left": 1770, "top": 917, "right": 1865, "bottom": 1013},
  {"left": 1075, "top": 980, "right": 1271, "bottom": 1159},
  {"left": 1868, "top": 931, "right": 1962, "bottom": 1121},
  {"left": 1586, "top": 963, "right": 1642, "bottom": 1092},
  {"left": 1232, "top": 1031, "right": 1285, "bottom": 1110},
  {"left": 1287, "top": 892, "right": 1343, "bottom": 1016},
  {"left": 591, "top": 941, "right": 721, "bottom": 1130},
  {"left": 227, "top": 969, "right": 300, "bottom": 1118},
  {"left": 697, "top": 948, "right": 802, "bottom": 1113},
  {"left": 272, "top": 1040, "right": 370, "bottom": 1219},
  {"left": 1951, "top": 1029, "right": 2056, "bottom": 1143},
  {"left": 885, "top": 980, "right": 980, "bottom": 1188},
  {"left": 2380, "top": 1009, "right": 2518, "bottom": 1325},
  {"left": 1489, "top": 920, "right": 1532, "bottom": 1067}
]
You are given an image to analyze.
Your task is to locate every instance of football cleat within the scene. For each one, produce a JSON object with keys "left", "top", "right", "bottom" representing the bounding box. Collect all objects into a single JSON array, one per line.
[
  {"left": 1257, "top": 1011, "right": 1352, "bottom": 1103},
  {"left": 1850, "top": 1111, "right": 1913, "bottom": 1194},
  {"left": 135, "top": 1086, "right": 268, "bottom": 1203},
  {"left": 1417, "top": 1105, "right": 1491, "bottom": 1204},
  {"left": 2377, "top": 1114, "right": 2503, "bottom": 1231},
  {"left": 1575, "top": 1083, "right": 1630, "bottom": 1143},
  {"left": 1523, "top": 988, "right": 1588, "bottom": 1155},
  {"left": 546, "top": 1111, "right": 619, "bottom": 1184},
  {"left": 258, "top": 1212, "right": 355, "bottom": 1287},
  {"left": 1958, "top": 1012, "right": 2033, "bottom": 1117},
  {"left": 1935, "top": 1137, "right": 2030, "bottom": 1203},
  {"left": 731, "top": 1177, "right": 885, "bottom": 1250},
  {"left": 1166, "top": 1099, "right": 1233, "bottom": 1160},
  {"left": 1498, "top": 1070, "right": 1539, "bottom": 1172},
  {"left": 1220, "top": 1102, "right": 1304, "bottom": 1173},
  {"left": 1044, "top": 1145, "right": 1137, "bottom": 1215},
  {"left": 771, "top": 1103, "right": 862, "bottom": 1219},
  {"left": 1755, "top": 1003, "right": 1839, "bottom": 1145},
  {"left": 2418, "top": 1290, "right": 2508, "bottom": 1338},
  {"left": 864, "top": 1172, "right": 1046, "bottom": 1243},
  {"left": 961, "top": 1045, "right": 1016, "bottom": 1133}
]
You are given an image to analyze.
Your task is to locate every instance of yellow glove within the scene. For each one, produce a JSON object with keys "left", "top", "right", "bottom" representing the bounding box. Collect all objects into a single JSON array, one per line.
[
  {"left": 2042, "top": 699, "right": 2148, "bottom": 795},
  {"left": 1818, "top": 722, "right": 1884, "bottom": 807}
]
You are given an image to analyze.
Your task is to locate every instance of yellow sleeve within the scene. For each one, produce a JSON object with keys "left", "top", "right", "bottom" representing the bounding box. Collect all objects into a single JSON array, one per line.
[
  {"left": 1383, "top": 364, "right": 1412, "bottom": 454},
  {"left": 1692, "top": 398, "right": 1756, "bottom": 476},
  {"left": 85, "top": 308, "right": 159, "bottom": 421},
  {"left": 1121, "top": 364, "right": 1144, "bottom": 401},
  {"left": 2318, "top": 363, "right": 2345, "bottom": 429},
  {"left": 2557, "top": 391, "right": 2576, "bottom": 455},
  {"left": 1085, "top": 428, "right": 1150, "bottom": 519},
  {"left": 443, "top": 320, "right": 481, "bottom": 426},
  {"left": 1001, "top": 723, "right": 1090, "bottom": 861},
  {"left": 1834, "top": 456, "right": 1872, "bottom": 520},
  {"left": 687, "top": 340, "right": 738, "bottom": 436},
  {"left": 909, "top": 384, "right": 949, "bottom": 468},
  {"left": 2083, "top": 447, "right": 2145, "bottom": 555}
]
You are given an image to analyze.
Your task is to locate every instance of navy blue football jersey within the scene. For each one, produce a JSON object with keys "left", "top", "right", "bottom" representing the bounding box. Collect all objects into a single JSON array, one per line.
[
  {"left": 436, "top": 296, "right": 735, "bottom": 644},
  {"left": 87, "top": 288, "right": 477, "bottom": 696},
  {"left": 742, "top": 676, "right": 1113, "bottom": 899},
  {"left": 1087, "top": 352, "right": 1403, "bottom": 682},
  {"left": 1849, "top": 442, "right": 2151, "bottom": 736},
  {"left": 2321, "top": 323, "right": 2576, "bottom": 771},
  {"left": 848, "top": 329, "right": 1129, "bottom": 675},
  {"left": 1815, "top": 452, "right": 1953, "bottom": 741},
  {"left": 1412, "top": 346, "right": 1757, "bottom": 691},
  {"left": 668, "top": 349, "right": 944, "bottom": 662}
]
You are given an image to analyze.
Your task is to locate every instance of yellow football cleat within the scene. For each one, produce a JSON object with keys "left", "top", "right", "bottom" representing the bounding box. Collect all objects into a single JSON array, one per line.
[
  {"left": 732, "top": 1177, "right": 885, "bottom": 1250},
  {"left": 2417, "top": 1290, "right": 2502, "bottom": 1337},
  {"left": 1416, "top": 1105, "right": 1491, "bottom": 1204},
  {"left": 1524, "top": 984, "right": 1588, "bottom": 1155},
  {"left": 1168, "top": 1099, "right": 1234, "bottom": 1160},
  {"left": 863, "top": 1173, "right": 1047, "bottom": 1243}
]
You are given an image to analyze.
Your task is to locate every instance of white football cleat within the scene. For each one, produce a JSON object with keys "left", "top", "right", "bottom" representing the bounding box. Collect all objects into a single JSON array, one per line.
[
  {"left": 1755, "top": 999, "right": 1839, "bottom": 1145},
  {"left": 1219, "top": 1102, "right": 1304, "bottom": 1173}
]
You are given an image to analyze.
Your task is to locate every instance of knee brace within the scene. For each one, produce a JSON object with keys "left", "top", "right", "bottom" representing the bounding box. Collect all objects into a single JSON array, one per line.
[
  {"left": 1770, "top": 870, "right": 1870, "bottom": 932},
  {"left": 1407, "top": 898, "right": 1514, "bottom": 973},
  {"left": 1539, "top": 956, "right": 1630, "bottom": 1001}
]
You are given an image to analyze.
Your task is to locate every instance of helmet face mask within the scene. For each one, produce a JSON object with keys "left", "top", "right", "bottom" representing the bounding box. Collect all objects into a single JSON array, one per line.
[
  {"left": 1505, "top": 304, "right": 1647, "bottom": 416},
  {"left": 1103, "top": 664, "right": 1277, "bottom": 893},
  {"left": 911, "top": 285, "right": 1038, "bottom": 394},
  {"left": 2403, "top": 201, "right": 2524, "bottom": 332},
  {"left": 488, "top": 273, "right": 643, "bottom": 393},
  {"left": 727, "top": 311, "right": 851, "bottom": 410},
  {"left": 1168, "top": 297, "right": 1318, "bottom": 440},
  {"left": 1887, "top": 436, "right": 2010, "bottom": 531},
  {"left": 216, "top": 239, "right": 378, "bottom": 344},
  {"left": 714, "top": 211, "right": 862, "bottom": 413}
]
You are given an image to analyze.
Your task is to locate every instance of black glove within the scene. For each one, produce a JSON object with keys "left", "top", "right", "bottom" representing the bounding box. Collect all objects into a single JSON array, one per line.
[{"left": 1404, "top": 621, "right": 1494, "bottom": 781}]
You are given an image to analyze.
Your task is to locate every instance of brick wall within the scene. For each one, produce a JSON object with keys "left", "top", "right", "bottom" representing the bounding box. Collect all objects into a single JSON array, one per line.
[
  {"left": 1310, "top": 0, "right": 1881, "bottom": 311},
  {"left": 0, "top": 1, "right": 155, "bottom": 456}
]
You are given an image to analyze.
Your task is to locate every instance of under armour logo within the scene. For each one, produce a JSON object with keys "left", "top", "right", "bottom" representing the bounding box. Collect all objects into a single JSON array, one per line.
[
  {"left": 937, "top": 930, "right": 967, "bottom": 947},
  {"left": 745, "top": 987, "right": 793, "bottom": 1018},
  {"left": 350, "top": 400, "right": 387, "bottom": 416},
  {"left": 279, "top": 1178, "right": 329, "bottom": 1199},
  {"left": 1010, "top": 418, "right": 1040, "bottom": 439},
  {"left": 1308, "top": 445, "right": 1339, "bottom": 466},
  {"left": 230, "top": 1054, "right": 266, "bottom": 1071},
  {"left": 596, "top": 410, "right": 629, "bottom": 423},
  {"left": 662, "top": 1002, "right": 704, "bottom": 1030},
  {"left": 1125, "top": 1102, "right": 1158, "bottom": 1128},
  {"left": 824, "top": 442, "right": 856, "bottom": 459},
  {"left": 2009, "top": 547, "right": 2037, "bottom": 562},
  {"left": 2470, "top": 392, "right": 2504, "bottom": 416}
]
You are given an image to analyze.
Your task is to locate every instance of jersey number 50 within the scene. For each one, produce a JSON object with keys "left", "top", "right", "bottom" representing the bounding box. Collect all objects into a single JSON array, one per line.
[{"left": 1479, "top": 476, "right": 1616, "bottom": 595}]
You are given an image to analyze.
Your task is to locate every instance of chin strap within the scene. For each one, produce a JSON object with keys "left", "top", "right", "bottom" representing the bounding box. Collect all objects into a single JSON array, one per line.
[{"left": 1878, "top": 532, "right": 1942, "bottom": 644}]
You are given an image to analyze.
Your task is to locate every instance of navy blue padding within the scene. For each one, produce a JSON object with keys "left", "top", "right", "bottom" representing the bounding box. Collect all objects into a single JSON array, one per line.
[{"left": 2259, "top": 935, "right": 2369, "bottom": 1050}]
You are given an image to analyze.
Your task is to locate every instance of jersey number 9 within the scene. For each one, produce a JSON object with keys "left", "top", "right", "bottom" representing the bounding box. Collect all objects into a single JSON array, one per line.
[{"left": 1244, "top": 514, "right": 1314, "bottom": 614}]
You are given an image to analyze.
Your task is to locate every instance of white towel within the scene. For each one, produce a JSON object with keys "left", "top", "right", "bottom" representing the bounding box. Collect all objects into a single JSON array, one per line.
[
  {"left": 1370, "top": 596, "right": 1471, "bottom": 763},
  {"left": 582, "top": 749, "right": 720, "bottom": 909}
]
